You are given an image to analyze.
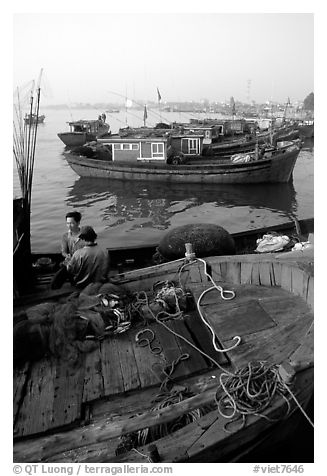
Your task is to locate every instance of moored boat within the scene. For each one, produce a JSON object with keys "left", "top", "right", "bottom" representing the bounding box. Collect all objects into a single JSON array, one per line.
[
  {"left": 57, "top": 118, "right": 110, "bottom": 147},
  {"left": 296, "top": 120, "right": 314, "bottom": 139},
  {"left": 13, "top": 244, "right": 314, "bottom": 463},
  {"left": 64, "top": 135, "right": 302, "bottom": 184},
  {"left": 24, "top": 113, "right": 45, "bottom": 125}
]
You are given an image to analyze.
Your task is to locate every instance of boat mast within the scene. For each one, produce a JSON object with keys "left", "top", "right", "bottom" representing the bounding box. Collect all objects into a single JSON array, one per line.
[{"left": 13, "top": 70, "right": 43, "bottom": 293}]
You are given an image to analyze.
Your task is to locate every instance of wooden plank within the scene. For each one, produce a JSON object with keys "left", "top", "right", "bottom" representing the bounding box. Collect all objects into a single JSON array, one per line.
[
  {"left": 116, "top": 332, "right": 141, "bottom": 392},
  {"left": 52, "top": 356, "right": 85, "bottom": 429},
  {"left": 153, "top": 321, "right": 191, "bottom": 381},
  {"left": 259, "top": 295, "right": 310, "bottom": 324},
  {"left": 288, "top": 267, "right": 305, "bottom": 298},
  {"left": 202, "top": 299, "right": 276, "bottom": 342},
  {"left": 13, "top": 385, "right": 220, "bottom": 462},
  {"left": 225, "top": 262, "right": 241, "bottom": 285},
  {"left": 194, "top": 283, "right": 287, "bottom": 309},
  {"left": 250, "top": 262, "right": 261, "bottom": 285},
  {"left": 92, "top": 367, "right": 224, "bottom": 419},
  {"left": 272, "top": 261, "right": 282, "bottom": 286},
  {"left": 169, "top": 319, "right": 208, "bottom": 375},
  {"left": 13, "top": 362, "right": 30, "bottom": 427},
  {"left": 306, "top": 275, "right": 314, "bottom": 311},
  {"left": 258, "top": 262, "right": 274, "bottom": 286},
  {"left": 128, "top": 325, "right": 166, "bottom": 388},
  {"left": 14, "top": 357, "right": 55, "bottom": 437},
  {"left": 110, "top": 410, "right": 219, "bottom": 463},
  {"left": 223, "top": 311, "right": 312, "bottom": 369},
  {"left": 82, "top": 346, "right": 104, "bottom": 403},
  {"left": 101, "top": 338, "right": 124, "bottom": 396},
  {"left": 240, "top": 262, "right": 254, "bottom": 284},
  {"left": 211, "top": 261, "right": 227, "bottom": 282},
  {"left": 280, "top": 264, "right": 293, "bottom": 293}
]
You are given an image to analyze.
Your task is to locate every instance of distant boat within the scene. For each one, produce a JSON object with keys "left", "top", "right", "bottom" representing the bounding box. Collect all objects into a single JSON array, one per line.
[
  {"left": 24, "top": 113, "right": 45, "bottom": 125},
  {"left": 297, "top": 120, "right": 314, "bottom": 139},
  {"left": 57, "top": 119, "right": 110, "bottom": 147}
]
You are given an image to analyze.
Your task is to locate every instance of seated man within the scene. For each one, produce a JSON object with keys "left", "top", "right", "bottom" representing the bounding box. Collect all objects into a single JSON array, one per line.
[
  {"left": 61, "top": 211, "right": 85, "bottom": 263},
  {"left": 51, "top": 226, "right": 109, "bottom": 290},
  {"left": 67, "top": 226, "right": 109, "bottom": 289}
]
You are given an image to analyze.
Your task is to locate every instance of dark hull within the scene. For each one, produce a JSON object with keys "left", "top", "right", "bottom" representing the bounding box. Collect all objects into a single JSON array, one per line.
[
  {"left": 21, "top": 217, "right": 313, "bottom": 290},
  {"left": 65, "top": 145, "right": 300, "bottom": 184},
  {"left": 57, "top": 132, "right": 97, "bottom": 147},
  {"left": 209, "top": 129, "right": 300, "bottom": 157}
]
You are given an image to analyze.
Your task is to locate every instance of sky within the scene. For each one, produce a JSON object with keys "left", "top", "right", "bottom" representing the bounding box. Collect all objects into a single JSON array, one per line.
[{"left": 12, "top": 10, "right": 314, "bottom": 106}]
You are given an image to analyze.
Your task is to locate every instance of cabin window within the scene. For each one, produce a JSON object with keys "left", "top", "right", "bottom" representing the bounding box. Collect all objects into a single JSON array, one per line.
[
  {"left": 113, "top": 143, "right": 139, "bottom": 151},
  {"left": 182, "top": 139, "right": 200, "bottom": 155},
  {"left": 205, "top": 130, "right": 211, "bottom": 138},
  {"left": 151, "top": 143, "right": 164, "bottom": 158}
]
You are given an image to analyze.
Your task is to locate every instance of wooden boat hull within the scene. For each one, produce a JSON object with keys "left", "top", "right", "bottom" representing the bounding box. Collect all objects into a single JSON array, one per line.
[
  {"left": 57, "top": 132, "right": 98, "bottom": 147},
  {"left": 210, "top": 128, "right": 300, "bottom": 157},
  {"left": 13, "top": 250, "right": 314, "bottom": 463},
  {"left": 65, "top": 144, "right": 300, "bottom": 184}
]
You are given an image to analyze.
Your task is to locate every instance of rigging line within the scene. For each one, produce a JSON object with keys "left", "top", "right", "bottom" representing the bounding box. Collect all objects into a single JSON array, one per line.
[
  {"left": 106, "top": 89, "right": 170, "bottom": 124},
  {"left": 15, "top": 89, "right": 25, "bottom": 161},
  {"left": 28, "top": 87, "right": 41, "bottom": 205}
]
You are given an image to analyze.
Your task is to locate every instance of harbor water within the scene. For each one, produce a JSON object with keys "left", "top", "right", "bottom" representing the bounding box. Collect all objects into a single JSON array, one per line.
[{"left": 13, "top": 108, "right": 314, "bottom": 253}]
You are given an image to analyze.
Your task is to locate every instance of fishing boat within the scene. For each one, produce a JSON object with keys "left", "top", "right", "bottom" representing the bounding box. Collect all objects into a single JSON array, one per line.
[
  {"left": 64, "top": 132, "right": 302, "bottom": 184},
  {"left": 26, "top": 217, "right": 314, "bottom": 280},
  {"left": 207, "top": 127, "right": 300, "bottom": 157},
  {"left": 57, "top": 119, "right": 110, "bottom": 147},
  {"left": 24, "top": 113, "right": 45, "bottom": 125},
  {"left": 13, "top": 239, "right": 314, "bottom": 463}
]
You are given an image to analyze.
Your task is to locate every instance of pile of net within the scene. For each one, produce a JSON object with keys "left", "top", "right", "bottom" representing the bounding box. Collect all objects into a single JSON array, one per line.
[
  {"left": 13, "top": 280, "right": 195, "bottom": 366},
  {"left": 13, "top": 282, "right": 133, "bottom": 365},
  {"left": 130, "top": 280, "right": 195, "bottom": 323}
]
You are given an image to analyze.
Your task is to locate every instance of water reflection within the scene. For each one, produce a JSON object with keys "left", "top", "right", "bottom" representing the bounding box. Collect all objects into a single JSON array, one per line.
[{"left": 66, "top": 177, "right": 298, "bottom": 231}]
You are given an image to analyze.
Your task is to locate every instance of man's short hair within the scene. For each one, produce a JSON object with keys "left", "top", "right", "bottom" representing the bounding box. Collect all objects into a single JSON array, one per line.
[{"left": 65, "top": 211, "right": 82, "bottom": 223}]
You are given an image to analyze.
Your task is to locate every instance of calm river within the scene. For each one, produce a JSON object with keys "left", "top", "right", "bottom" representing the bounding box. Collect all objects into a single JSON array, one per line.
[{"left": 13, "top": 108, "right": 314, "bottom": 253}]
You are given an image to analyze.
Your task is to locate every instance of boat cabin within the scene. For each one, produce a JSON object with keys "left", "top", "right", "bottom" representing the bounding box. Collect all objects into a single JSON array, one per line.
[
  {"left": 98, "top": 134, "right": 170, "bottom": 163},
  {"left": 173, "top": 122, "right": 222, "bottom": 145},
  {"left": 68, "top": 120, "right": 104, "bottom": 134},
  {"left": 188, "top": 118, "right": 251, "bottom": 138},
  {"left": 97, "top": 131, "right": 205, "bottom": 163}
]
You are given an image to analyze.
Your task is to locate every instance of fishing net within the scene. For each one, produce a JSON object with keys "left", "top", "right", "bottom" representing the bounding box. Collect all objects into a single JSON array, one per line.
[
  {"left": 13, "top": 282, "right": 134, "bottom": 365},
  {"left": 155, "top": 223, "right": 236, "bottom": 262}
]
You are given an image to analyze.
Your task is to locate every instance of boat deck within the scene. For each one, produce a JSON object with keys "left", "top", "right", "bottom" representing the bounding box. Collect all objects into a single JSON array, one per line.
[
  {"left": 13, "top": 251, "right": 314, "bottom": 463},
  {"left": 14, "top": 256, "right": 313, "bottom": 439}
]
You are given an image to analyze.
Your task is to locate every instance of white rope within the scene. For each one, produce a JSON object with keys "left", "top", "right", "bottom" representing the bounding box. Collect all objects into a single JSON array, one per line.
[
  {"left": 196, "top": 286, "right": 241, "bottom": 352},
  {"left": 182, "top": 257, "right": 241, "bottom": 353},
  {"left": 195, "top": 257, "right": 236, "bottom": 301}
]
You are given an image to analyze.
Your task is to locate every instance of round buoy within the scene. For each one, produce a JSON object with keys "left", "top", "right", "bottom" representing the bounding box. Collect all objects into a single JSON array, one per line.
[{"left": 157, "top": 223, "right": 236, "bottom": 260}]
